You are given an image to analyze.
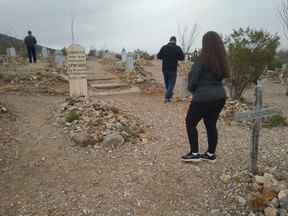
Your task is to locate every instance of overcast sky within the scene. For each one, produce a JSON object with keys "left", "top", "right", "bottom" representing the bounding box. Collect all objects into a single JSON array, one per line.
[{"left": 0, "top": 0, "right": 285, "bottom": 53}]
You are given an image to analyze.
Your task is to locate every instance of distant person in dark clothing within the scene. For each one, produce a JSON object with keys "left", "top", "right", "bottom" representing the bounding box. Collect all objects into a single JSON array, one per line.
[
  {"left": 24, "top": 31, "right": 37, "bottom": 63},
  {"left": 182, "top": 31, "right": 229, "bottom": 163},
  {"left": 157, "top": 36, "right": 185, "bottom": 103}
]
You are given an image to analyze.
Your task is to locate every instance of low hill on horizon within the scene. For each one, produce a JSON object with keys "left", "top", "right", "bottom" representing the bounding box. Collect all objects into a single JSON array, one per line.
[{"left": 0, "top": 33, "right": 54, "bottom": 56}]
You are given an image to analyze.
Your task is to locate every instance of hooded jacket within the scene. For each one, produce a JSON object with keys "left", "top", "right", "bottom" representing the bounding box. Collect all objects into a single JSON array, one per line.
[
  {"left": 157, "top": 42, "right": 185, "bottom": 72},
  {"left": 188, "top": 62, "right": 227, "bottom": 102},
  {"left": 24, "top": 35, "right": 37, "bottom": 48}
]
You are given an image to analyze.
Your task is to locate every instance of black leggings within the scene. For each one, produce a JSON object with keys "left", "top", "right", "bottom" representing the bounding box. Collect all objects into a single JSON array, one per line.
[{"left": 185, "top": 99, "right": 225, "bottom": 154}]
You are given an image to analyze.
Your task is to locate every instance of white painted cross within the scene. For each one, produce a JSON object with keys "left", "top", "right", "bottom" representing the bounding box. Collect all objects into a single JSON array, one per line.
[
  {"left": 66, "top": 44, "right": 88, "bottom": 97},
  {"left": 233, "top": 81, "right": 281, "bottom": 174}
]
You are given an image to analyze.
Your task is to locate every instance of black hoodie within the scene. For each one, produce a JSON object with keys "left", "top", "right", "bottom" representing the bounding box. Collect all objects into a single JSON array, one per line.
[{"left": 157, "top": 42, "right": 185, "bottom": 72}]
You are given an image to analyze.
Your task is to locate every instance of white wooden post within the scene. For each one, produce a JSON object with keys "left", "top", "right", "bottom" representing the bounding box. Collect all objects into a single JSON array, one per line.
[{"left": 67, "top": 44, "right": 88, "bottom": 97}]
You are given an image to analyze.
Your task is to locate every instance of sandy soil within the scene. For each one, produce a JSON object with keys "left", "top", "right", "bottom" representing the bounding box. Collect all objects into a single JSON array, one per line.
[{"left": 0, "top": 60, "right": 287, "bottom": 216}]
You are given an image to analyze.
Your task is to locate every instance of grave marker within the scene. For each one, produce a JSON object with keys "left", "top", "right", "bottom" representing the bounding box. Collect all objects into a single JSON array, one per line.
[
  {"left": 6, "top": 47, "right": 16, "bottom": 57},
  {"left": 55, "top": 51, "right": 65, "bottom": 65},
  {"left": 126, "top": 52, "right": 135, "bottom": 73},
  {"left": 121, "top": 48, "right": 127, "bottom": 63},
  {"left": 233, "top": 81, "right": 280, "bottom": 174},
  {"left": 42, "top": 48, "right": 49, "bottom": 59},
  {"left": 67, "top": 44, "right": 88, "bottom": 97}
]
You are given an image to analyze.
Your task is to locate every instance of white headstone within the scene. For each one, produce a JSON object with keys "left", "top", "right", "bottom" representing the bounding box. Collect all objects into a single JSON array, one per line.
[
  {"left": 67, "top": 44, "right": 88, "bottom": 97},
  {"left": 126, "top": 52, "right": 135, "bottom": 73},
  {"left": 121, "top": 49, "right": 127, "bottom": 63},
  {"left": 55, "top": 51, "right": 65, "bottom": 65},
  {"left": 6, "top": 47, "right": 16, "bottom": 57},
  {"left": 104, "top": 51, "right": 113, "bottom": 59},
  {"left": 42, "top": 48, "right": 49, "bottom": 58}
]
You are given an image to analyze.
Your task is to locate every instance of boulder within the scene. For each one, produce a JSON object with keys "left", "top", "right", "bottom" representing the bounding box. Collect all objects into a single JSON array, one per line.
[
  {"left": 264, "top": 207, "right": 278, "bottom": 216},
  {"left": 102, "top": 133, "right": 125, "bottom": 147},
  {"left": 279, "top": 190, "right": 288, "bottom": 209},
  {"left": 71, "top": 133, "right": 96, "bottom": 147},
  {"left": 220, "top": 174, "right": 231, "bottom": 184},
  {"left": 278, "top": 209, "right": 288, "bottom": 216},
  {"left": 268, "top": 198, "right": 280, "bottom": 208},
  {"left": 237, "top": 196, "right": 247, "bottom": 206}
]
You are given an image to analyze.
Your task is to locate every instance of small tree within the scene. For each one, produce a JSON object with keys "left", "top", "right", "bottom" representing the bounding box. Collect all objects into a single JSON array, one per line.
[
  {"left": 178, "top": 24, "right": 198, "bottom": 54},
  {"left": 226, "top": 27, "right": 280, "bottom": 99}
]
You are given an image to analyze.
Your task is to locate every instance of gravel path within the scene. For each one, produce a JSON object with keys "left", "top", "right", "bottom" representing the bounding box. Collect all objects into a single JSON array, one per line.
[{"left": 0, "top": 61, "right": 287, "bottom": 215}]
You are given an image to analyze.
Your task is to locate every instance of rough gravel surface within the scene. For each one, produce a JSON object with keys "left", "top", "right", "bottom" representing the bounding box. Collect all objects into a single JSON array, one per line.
[{"left": 0, "top": 61, "right": 287, "bottom": 216}]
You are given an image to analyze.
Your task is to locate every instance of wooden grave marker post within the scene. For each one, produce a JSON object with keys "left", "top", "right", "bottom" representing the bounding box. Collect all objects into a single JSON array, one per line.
[
  {"left": 233, "top": 81, "right": 280, "bottom": 174},
  {"left": 66, "top": 44, "right": 88, "bottom": 97}
]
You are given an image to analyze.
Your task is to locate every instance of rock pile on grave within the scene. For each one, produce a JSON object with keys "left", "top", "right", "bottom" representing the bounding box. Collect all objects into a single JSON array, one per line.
[
  {"left": 101, "top": 58, "right": 164, "bottom": 94},
  {"left": 0, "top": 65, "right": 68, "bottom": 95},
  {"left": 247, "top": 173, "right": 288, "bottom": 215},
  {"left": 220, "top": 99, "right": 250, "bottom": 121},
  {"left": 7, "top": 56, "right": 27, "bottom": 65},
  {"left": 59, "top": 97, "right": 145, "bottom": 148}
]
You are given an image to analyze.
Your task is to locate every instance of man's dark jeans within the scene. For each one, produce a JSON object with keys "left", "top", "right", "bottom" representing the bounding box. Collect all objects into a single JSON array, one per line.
[
  {"left": 27, "top": 46, "right": 37, "bottom": 63},
  {"left": 186, "top": 99, "right": 226, "bottom": 154},
  {"left": 163, "top": 71, "right": 177, "bottom": 100}
]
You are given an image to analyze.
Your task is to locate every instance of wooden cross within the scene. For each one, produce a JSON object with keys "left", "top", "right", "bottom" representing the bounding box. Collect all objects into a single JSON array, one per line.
[{"left": 233, "top": 81, "right": 280, "bottom": 174}]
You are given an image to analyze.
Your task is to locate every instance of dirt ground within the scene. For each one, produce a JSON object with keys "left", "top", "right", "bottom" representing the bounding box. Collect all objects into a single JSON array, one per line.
[{"left": 0, "top": 60, "right": 288, "bottom": 216}]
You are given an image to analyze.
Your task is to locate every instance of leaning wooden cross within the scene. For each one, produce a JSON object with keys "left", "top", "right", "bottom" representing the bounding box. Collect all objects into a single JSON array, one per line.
[
  {"left": 66, "top": 44, "right": 88, "bottom": 97},
  {"left": 233, "top": 81, "right": 280, "bottom": 175}
]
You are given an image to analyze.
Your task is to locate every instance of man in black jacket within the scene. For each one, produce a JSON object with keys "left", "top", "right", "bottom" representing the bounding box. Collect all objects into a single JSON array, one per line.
[
  {"left": 24, "top": 31, "right": 37, "bottom": 63},
  {"left": 157, "top": 36, "right": 185, "bottom": 103}
]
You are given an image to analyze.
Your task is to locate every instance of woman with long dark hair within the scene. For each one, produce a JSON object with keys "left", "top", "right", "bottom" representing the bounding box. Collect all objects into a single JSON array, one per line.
[{"left": 182, "top": 31, "right": 229, "bottom": 162}]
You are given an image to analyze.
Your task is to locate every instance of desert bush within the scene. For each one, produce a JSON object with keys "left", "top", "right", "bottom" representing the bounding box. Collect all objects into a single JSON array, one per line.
[
  {"left": 264, "top": 114, "right": 288, "bottom": 127},
  {"left": 226, "top": 28, "right": 280, "bottom": 100},
  {"left": 65, "top": 110, "right": 80, "bottom": 123}
]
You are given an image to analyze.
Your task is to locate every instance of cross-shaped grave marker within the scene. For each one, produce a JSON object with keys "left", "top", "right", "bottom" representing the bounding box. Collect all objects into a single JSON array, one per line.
[{"left": 233, "top": 81, "right": 281, "bottom": 174}]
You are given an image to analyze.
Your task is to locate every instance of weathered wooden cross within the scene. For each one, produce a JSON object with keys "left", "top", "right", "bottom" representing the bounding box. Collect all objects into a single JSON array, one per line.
[{"left": 233, "top": 81, "right": 280, "bottom": 174}]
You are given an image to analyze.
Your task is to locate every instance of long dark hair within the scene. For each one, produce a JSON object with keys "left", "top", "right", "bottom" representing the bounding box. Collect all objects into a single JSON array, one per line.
[{"left": 200, "top": 31, "right": 229, "bottom": 78}]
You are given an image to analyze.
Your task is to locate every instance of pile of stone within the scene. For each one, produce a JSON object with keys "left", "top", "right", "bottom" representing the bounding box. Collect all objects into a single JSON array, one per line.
[
  {"left": 248, "top": 173, "right": 288, "bottom": 216},
  {"left": 0, "top": 67, "right": 68, "bottom": 95},
  {"left": 104, "top": 59, "right": 163, "bottom": 94},
  {"left": 8, "top": 56, "right": 27, "bottom": 65},
  {"left": 0, "top": 55, "right": 9, "bottom": 65},
  {"left": 0, "top": 103, "right": 7, "bottom": 113},
  {"left": 220, "top": 99, "right": 250, "bottom": 121},
  {"left": 179, "top": 62, "right": 193, "bottom": 76},
  {"left": 59, "top": 98, "right": 145, "bottom": 148}
]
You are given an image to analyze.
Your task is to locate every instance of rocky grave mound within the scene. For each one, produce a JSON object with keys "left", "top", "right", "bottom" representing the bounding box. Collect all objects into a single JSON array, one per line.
[
  {"left": 59, "top": 98, "right": 145, "bottom": 148},
  {"left": 0, "top": 64, "right": 68, "bottom": 95},
  {"left": 247, "top": 173, "right": 288, "bottom": 215},
  {"left": 220, "top": 99, "right": 250, "bottom": 123},
  {"left": 103, "top": 59, "right": 164, "bottom": 95}
]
